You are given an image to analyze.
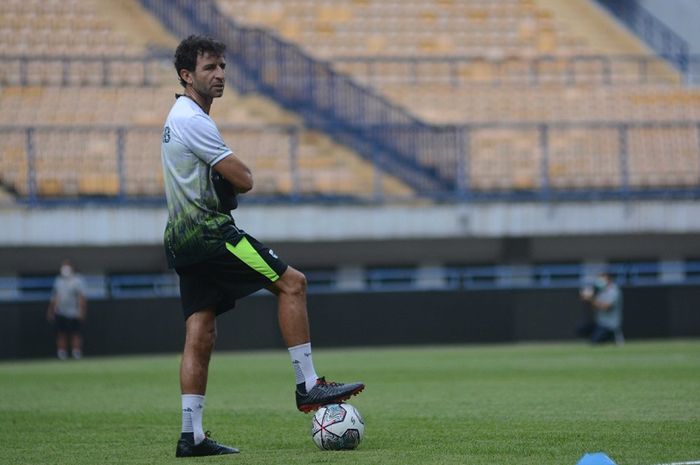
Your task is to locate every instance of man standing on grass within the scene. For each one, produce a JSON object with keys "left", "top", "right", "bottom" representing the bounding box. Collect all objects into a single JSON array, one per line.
[
  {"left": 161, "top": 35, "right": 364, "bottom": 457},
  {"left": 47, "top": 259, "right": 87, "bottom": 360},
  {"left": 578, "top": 272, "right": 624, "bottom": 345}
]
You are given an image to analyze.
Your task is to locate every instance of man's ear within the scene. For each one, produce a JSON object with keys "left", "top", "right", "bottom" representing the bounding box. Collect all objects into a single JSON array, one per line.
[{"left": 179, "top": 68, "right": 193, "bottom": 86}]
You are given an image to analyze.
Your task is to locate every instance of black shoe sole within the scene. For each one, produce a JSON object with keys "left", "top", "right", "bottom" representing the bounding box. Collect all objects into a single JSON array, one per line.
[{"left": 297, "top": 384, "right": 365, "bottom": 413}]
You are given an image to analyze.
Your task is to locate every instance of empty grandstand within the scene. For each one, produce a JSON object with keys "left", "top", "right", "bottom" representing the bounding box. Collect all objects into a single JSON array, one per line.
[{"left": 0, "top": 0, "right": 411, "bottom": 201}]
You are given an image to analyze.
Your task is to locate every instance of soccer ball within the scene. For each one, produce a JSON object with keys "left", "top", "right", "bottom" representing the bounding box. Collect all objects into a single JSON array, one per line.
[{"left": 311, "top": 403, "right": 364, "bottom": 450}]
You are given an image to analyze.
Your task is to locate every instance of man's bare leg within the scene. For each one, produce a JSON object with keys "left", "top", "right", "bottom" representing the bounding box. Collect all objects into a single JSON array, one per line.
[
  {"left": 56, "top": 332, "right": 68, "bottom": 360},
  {"left": 176, "top": 307, "right": 239, "bottom": 456},
  {"left": 180, "top": 308, "right": 216, "bottom": 445},
  {"left": 269, "top": 267, "right": 364, "bottom": 412},
  {"left": 181, "top": 308, "right": 217, "bottom": 394},
  {"left": 268, "top": 266, "right": 310, "bottom": 347},
  {"left": 70, "top": 333, "right": 83, "bottom": 359}
]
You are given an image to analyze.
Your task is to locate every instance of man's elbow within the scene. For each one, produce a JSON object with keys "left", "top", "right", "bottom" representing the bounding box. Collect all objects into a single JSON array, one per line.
[{"left": 237, "top": 175, "right": 253, "bottom": 193}]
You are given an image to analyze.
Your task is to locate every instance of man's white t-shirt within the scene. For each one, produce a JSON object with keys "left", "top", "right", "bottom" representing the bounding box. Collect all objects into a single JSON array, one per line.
[
  {"left": 52, "top": 274, "right": 85, "bottom": 318},
  {"left": 594, "top": 284, "right": 623, "bottom": 330},
  {"left": 161, "top": 95, "right": 238, "bottom": 268}
]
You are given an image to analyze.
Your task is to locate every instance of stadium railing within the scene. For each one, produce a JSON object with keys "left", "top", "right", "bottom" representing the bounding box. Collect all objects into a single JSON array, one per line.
[
  {"left": 0, "top": 54, "right": 170, "bottom": 87},
  {"left": 4, "top": 54, "right": 698, "bottom": 89},
  {"left": 594, "top": 0, "right": 690, "bottom": 78},
  {"left": 0, "top": 124, "right": 307, "bottom": 205},
  {"left": 333, "top": 55, "right": 700, "bottom": 87},
  {"left": 3, "top": 119, "right": 700, "bottom": 204},
  {"left": 138, "top": 0, "right": 700, "bottom": 200},
  {"left": 140, "top": 0, "right": 453, "bottom": 194},
  {"left": 3, "top": 261, "right": 700, "bottom": 302},
  {"left": 3, "top": 28, "right": 699, "bottom": 201}
]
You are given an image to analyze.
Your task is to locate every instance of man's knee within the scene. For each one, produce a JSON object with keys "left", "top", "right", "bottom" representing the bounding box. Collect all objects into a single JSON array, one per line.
[
  {"left": 201, "top": 324, "right": 217, "bottom": 348},
  {"left": 186, "top": 311, "right": 218, "bottom": 350},
  {"left": 278, "top": 267, "right": 307, "bottom": 296}
]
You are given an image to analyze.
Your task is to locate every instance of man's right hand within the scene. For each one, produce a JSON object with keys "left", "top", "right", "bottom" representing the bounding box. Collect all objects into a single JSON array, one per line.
[{"left": 212, "top": 172, "right": 238, "bottom": 212}]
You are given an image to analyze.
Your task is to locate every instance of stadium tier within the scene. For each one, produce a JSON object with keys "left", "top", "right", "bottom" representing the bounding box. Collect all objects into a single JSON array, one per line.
[
  {"left": 0, "top": 0, "right": 145, "bottom": 56},
  {"left": 378, "top": 85, "right": 700, "bottom": 123},
  {"left": 334, "top": 55, "right": 682, "bottom": 88},
  {"left": 0, "top": 0, "right": 699, "bottom": 201},
  {"left": 216, "top": 0, "right": 589, "bottom": 58},
  {"left": 0, "top": 0, "right": 412, "bottom": 201},
  {"left": 209, "top": 0, "right": 699, "bottom": 196}
]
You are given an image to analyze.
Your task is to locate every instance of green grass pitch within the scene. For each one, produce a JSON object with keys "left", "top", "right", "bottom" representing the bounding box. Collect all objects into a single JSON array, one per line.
[{"left": 1, "top": 340, "right": 698, "bottom": 465}]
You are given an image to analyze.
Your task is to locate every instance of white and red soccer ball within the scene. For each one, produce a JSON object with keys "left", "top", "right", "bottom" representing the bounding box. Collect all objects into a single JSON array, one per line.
[{"left": 311, "top": 403, "right": 364, "bottom": 450}]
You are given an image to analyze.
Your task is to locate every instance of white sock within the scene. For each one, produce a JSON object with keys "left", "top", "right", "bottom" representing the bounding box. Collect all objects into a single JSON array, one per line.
[
  {"left": 181, "top": 394, "right": 206, "bottom": 444},
  {"left": 288, "top": 342, "right": 318, "bottom": 393}
]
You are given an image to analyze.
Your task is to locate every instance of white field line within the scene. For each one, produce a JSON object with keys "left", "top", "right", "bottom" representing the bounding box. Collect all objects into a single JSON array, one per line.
[{"left": 651, "top": 461, "right": 700, "bottom": 465}]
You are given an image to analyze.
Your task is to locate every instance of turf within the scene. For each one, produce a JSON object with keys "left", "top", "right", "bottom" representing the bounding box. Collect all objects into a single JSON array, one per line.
[{"left": 1, "top": 340, "right": 698, "bottom": 465}]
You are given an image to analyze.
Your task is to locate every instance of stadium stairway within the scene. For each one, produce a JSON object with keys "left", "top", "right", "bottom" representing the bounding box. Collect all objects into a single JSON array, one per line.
[
  {"left": 137, "top": 0, "right": 700, "bottom": 199},
  {"left": 0, "top": 0, "right": 414, "bottom": 201},
  {"left": 4, "top": 0, "right": 698, "bottom": 200},
  {"left": 94, "top": 0, "right": 178, "bottom": 53},
  {"left": 140, "top": 0, "right": 457, "bottom": 195},
  {"left": 532, "top": 0, "right": 679, "bottom": 83}
]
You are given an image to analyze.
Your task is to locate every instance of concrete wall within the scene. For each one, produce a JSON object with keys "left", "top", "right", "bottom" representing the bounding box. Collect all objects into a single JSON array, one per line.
[
  {"left": 3, "top": 286, "right": 699, "bottom": 360},
  {"left": 3, "top": 201, "right": 700, "bottom": 248},
  {"left": 2, "top": 201, "right": 700, "bottom": 274}
]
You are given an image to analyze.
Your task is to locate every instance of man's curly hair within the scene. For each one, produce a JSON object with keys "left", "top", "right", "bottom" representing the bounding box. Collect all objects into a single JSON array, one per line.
[{"left": 174, "top": 35, "right": 227, "bottom": 88}]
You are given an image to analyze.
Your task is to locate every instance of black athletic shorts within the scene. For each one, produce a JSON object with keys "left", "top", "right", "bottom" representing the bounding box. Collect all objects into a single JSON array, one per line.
[
  {"left": 175, "top": 232, "right": 288, "bottom": 320},
  {"left": 55, "top": 315, "right": 82, "bottom": 334}
]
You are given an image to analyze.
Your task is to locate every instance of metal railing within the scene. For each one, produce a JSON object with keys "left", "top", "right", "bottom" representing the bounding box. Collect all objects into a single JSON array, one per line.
[
  {"left": 3, "top": 120, "right": 700, "bottom": 204},
  {"left": 136, "top": 0, "right": 700, "bottom": 201},
  {"left": 595, "top": 0, "right": 690, "bottom": 78},
  {"left": 3, "top": 53, "right": 698, "bottom": 89},
  {"left": 2, "top": 2, "right": 699, "bottom": 203},
  {"left": 333, "top": 54, "right": 700, "bottom": 88},
  {"left": 450, "top": 120, "right": 700, "bottom": 202},
  {"left": 0, "top": 124, "right": 311, "bottom": 205},
  {"left": 0, "top": 54, "right": 173, "bottom": 87},
  {"left": 140, "top": 0, "right": 449, "bottom": 195},
  {"left": 3, "top": 261, "right": 700, "bottom": 301}
]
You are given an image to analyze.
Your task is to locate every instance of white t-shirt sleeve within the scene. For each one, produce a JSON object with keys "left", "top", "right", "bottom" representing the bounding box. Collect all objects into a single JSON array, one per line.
[
  {"left": 76, "top": 276, "right": 86, "bottom": 296},
  {"left": 179, "top": 113, "right": 233, "bottom": 166}
]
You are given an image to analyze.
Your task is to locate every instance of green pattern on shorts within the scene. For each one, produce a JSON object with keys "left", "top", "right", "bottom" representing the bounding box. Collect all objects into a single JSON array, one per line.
[{"left": 225, "top": 238, "right": 280, "bottom": 281}]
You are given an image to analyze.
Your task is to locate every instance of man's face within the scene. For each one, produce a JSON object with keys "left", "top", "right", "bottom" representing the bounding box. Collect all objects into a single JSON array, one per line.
[
  {"left": 60, "top": 261, "right": 73, "bottom": 277},
  {"left": 595, "top": 274, "right": 609, "bottom": 290},
  {"left": 190, "top": 51, "right": 226, "bottom": 99}
]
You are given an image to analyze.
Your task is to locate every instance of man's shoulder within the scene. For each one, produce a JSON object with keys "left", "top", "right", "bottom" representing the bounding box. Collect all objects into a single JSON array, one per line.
[
  {"left": 69, "top": 275, "right": 85, "bottom": 289},
  {"left": 167, "top": 99, "right": 213, "bottom": 131},
  {"left": 597, "top": 285, "right": 620, "bottom": 303},
  {"left": 168, "top": 97, "right": 199, "bottom": 120}
]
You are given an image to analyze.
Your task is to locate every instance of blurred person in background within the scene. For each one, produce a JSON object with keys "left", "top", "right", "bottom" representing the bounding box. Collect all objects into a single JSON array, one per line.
[
  {"left": 578, "top": 271, "right": 624, "bottom": 345},
  {"left": 46, "top": 259, "right": 87, "bottom": 360}
]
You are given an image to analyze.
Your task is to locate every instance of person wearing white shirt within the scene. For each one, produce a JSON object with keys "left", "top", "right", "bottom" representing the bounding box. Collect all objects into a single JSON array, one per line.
[
  {"left": 162, "top": 35, "right": 364, "bottom": 458},
  {"left": 47, "top": 259, "right": 87, "bottom": 360}
]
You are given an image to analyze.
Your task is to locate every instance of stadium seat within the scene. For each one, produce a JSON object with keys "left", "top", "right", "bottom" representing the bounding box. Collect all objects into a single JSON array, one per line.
[
  {"left": 2, "top": 0, "right": 698, "bottom": 198},
  {"left": 211, "top": 0, "right": 699, "bottom": 193}
]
